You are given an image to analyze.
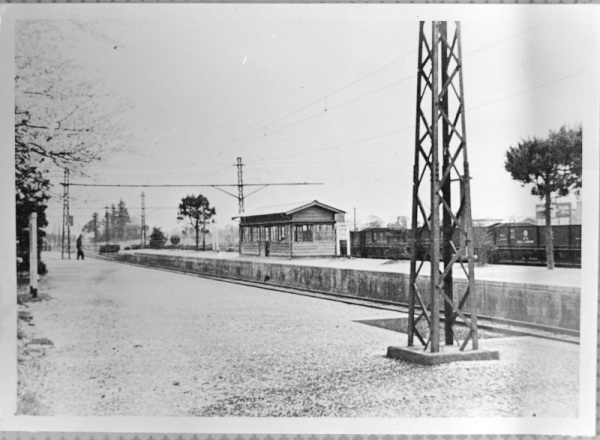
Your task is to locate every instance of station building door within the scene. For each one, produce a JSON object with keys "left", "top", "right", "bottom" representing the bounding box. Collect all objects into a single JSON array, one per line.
[{"left": 339, "top": 240, "right": 348, "bottom": 256}]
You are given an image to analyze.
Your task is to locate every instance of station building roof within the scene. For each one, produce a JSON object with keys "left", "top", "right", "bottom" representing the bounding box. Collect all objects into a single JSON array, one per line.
[
  {"left": 232, "top": 200, "right": 345, "bottom": 221},
  {"left": 489, "top": 221, "right": 538, "bottom": 228}
]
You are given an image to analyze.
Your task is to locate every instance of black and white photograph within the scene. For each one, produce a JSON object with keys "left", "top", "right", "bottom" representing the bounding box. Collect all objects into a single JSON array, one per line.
[{"left": 0, "top": 3, "right": 598, "bottom": 436}]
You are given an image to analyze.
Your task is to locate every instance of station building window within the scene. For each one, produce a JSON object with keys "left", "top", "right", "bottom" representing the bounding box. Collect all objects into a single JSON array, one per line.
[
  {"left": 294, "top": 224, "right": 334, "bottom": 242},
  {"left": 272, "top": 225, "right": 286, "bottom": 241},
  {"left": 313, "top": 224, "right": 334, "bottom": 241},
  {"left": 241, "top": 227, "right": 251, "bottom": 242},
  {"left": 242, "top": 225, "right": 289, "bottom": 242},
  {"left": 295, "top": 225, "right": 313, "bottom": 242}
]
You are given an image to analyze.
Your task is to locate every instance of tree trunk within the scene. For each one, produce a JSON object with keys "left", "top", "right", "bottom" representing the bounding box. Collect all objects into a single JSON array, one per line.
[
  {"left": 202, "top": 216, "right": 206, "bottom": 251},
  {"left": 544, "top": 191, "right": 555, "bottom": 270},
  {"left": 195, "top": 222, "right": 199, "bottom": 252}
]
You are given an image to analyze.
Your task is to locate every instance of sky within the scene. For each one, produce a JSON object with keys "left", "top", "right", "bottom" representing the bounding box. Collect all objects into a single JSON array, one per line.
[{"left": 9, "top": 4, "right": 599, "bottom": 237}]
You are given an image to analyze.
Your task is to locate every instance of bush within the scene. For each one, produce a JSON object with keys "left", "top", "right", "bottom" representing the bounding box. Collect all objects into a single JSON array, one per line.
[
  {"left": 473, "top": 228, "right": 496, "bottom": 266},
  {"left": 16, "top": 257, "right": 47, "bottom": 275},
  {"left": 170, "top": 235, "right": 181, "bottom": 246},
  {"left": 149, "top": 227, "right": 167, "bottom": 249}
]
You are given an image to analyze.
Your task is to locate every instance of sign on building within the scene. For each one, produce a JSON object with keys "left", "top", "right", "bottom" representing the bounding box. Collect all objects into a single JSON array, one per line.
[
  {"left": 536, "top": 202, "right": 572, "bottom": 225},
  {"left": 336, "top": 222, "right": 351, "bottom": 257}
]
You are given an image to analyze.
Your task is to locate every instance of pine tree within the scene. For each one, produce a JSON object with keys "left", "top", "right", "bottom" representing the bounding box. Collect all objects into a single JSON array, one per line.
[
  {"left": 505, "top": 125, "right": 582, "bottom": 269},
  {"left": 177, "top": 194, "right": 216, "bottom": 251}
]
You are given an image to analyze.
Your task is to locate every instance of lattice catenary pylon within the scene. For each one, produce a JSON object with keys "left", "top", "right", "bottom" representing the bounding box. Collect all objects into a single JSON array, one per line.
[
  {"left": 408, "top": 21, "right": 479, "bottom": 353},
  {"left": 236, "top": 157, "right": 245, "bottom": 214}
]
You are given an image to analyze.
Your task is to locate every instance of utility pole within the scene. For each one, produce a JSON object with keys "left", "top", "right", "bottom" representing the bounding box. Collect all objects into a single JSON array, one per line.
[
  {"left": 92, "top": 212, "right": 98, "bottom": 251},
  {"left": 354, "top": 207, "right": 357, "bottom": 231},
  {"left": 66, "top": 162, "right": 320, "bottom": 218},
  {"left": 236, "top": 157, "right": 244, "bottom": 214},
  {"left": 406, "top": 22, "right": 479, "bottom": 354},
  {"left": 141, "top": 192, "right": 146, "bottom": 248},
  {"left": 29, "top": 212, "right": 38, "bottom": 298},
  {"left": 110, "top": 205, "right": 116, "bottom": 244},
  {"left": 61, "top": 169, "right": 71, "bottom": 259},
  {"left": 105, "top": 207, "right": 110, "bottom": 247}
]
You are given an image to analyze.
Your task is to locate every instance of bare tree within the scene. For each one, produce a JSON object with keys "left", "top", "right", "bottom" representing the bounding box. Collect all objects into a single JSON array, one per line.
[
  {"left": 16, "top": 20, "right": 131, "bottom": 174},
  {"left": 15, "top": 20, "right": 131, "bottom": 271}
]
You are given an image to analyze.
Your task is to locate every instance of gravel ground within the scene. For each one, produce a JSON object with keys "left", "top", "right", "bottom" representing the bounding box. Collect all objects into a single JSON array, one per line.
[{"left": 17, "top": 251, "right": 579, "bottom": 417}]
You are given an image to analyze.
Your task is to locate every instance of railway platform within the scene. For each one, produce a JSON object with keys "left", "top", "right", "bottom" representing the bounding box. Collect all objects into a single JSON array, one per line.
[
  {"left": 107, "top": 248, "right": 582, "bottom": 333},
  {"left": 117, "top": 248, "right": 581, "bottom": 289}
]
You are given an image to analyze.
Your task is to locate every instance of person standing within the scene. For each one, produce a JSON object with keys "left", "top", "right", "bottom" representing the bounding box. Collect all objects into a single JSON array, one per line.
[{"left": 76, "top": 234, "right": 85, "bottom": 260}]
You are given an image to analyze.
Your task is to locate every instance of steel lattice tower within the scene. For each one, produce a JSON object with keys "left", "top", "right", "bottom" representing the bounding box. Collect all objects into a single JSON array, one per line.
[
  {"left": 61, "top": 169, "right": 71, "bottom": 259},
  {"left": 408, "top": 21, "right": 478, "bottom": 353},
  {"left": 236, "top": 157, "right": 245, "bottom": 214}
]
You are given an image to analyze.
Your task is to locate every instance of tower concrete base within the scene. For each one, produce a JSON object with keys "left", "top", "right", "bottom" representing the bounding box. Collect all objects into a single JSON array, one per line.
[{"left": 387, "top": 345, "right": 500, "bottom": 365}]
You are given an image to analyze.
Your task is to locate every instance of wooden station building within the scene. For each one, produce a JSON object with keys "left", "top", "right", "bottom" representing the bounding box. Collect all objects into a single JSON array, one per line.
[{"left": 234, "top": 200, "right": 345, "bottom": 258}]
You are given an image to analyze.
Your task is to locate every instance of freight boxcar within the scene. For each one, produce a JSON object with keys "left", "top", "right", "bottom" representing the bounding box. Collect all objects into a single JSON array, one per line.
[
  {"left": 350, "top": 228, "right": 411, "bottom": 260},
  {"left": 488, "top": 223, "right": 581, "bottom": 267},
  {"left": 350, "top": 223, "right": 581, "bottom": 267}
]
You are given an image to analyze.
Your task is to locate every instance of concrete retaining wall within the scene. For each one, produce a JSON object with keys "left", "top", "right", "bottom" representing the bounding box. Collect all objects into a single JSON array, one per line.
[{"left": 114, "top": 252, "right": 580, "bottom": 331}]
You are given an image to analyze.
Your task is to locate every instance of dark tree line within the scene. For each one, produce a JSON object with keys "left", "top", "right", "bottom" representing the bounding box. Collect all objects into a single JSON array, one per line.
[
  {"left": 83, "top": 199, "right": 145, "bottom": 243},
  {"left": 15, "top": 144, "right": 50, "bottom": 273}
]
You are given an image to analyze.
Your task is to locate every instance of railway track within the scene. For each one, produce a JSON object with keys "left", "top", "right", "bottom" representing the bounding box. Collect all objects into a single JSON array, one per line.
[{"left": 94, "top": 253, "right": 580, "bottom": 346}]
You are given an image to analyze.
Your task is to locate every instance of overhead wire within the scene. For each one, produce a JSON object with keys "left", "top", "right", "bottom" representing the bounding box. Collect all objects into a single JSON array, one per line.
[
  {"left": 41, "top": 20, "right": 563, "bottom": 228},
  {"left": 200, "top": 21, "right": 551, "bottom": 164},
  {"left": 48, "top": 28, "right": 574, "bottom": 208},
  {"left": 271, "top": 126, "right": 413, "bottom": 161},
  {"left": 197, "top": 48, "right": 419, "bottom": 162},
  {"left": 202, "top": 72, "right": 417, "bottom": 162},
  {"left": 40, "top": 21, "right": 553, "bottom": 190},
  {"left": 268, "top": 67, "right": 582, "bottom": 162},
  {"left": 46, "top": 206, "right": 179, "bottom": 210},
  {"left": 468, "top": 70, "right": 584, "bottom": 112}
]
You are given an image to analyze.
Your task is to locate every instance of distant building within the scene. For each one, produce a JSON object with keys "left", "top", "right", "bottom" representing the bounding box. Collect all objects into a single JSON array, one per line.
[
  {"left": 234, "top": 200, "right": 345, "bottom": 258},
  {"left": 535, "top": 200, "right": 582, "bottom": 225},
  {"left": 387, "top": 216, "right": 408, "bottom": 230},
  {"left": 472, "top": 218, "right": 504, "bottom": 228}
]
